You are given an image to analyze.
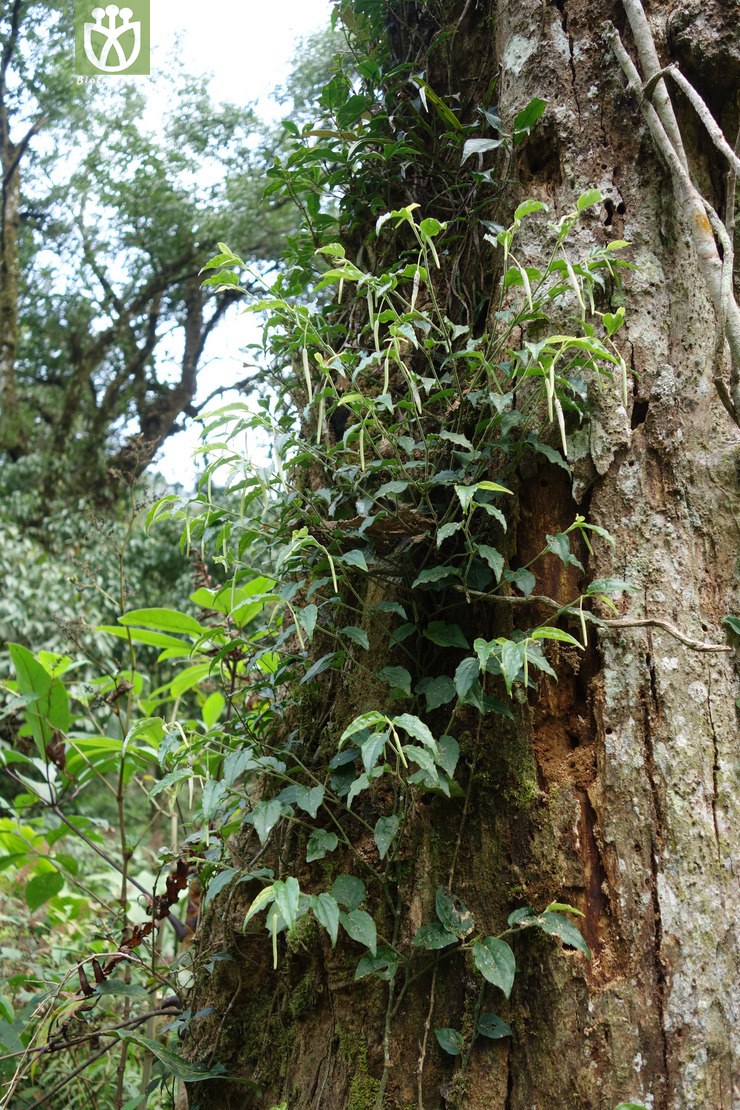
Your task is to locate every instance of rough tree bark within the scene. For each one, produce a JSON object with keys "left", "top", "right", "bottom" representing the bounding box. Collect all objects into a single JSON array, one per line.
[{"left": 185, "top": 2, "right": 738, "bottom": 1108}]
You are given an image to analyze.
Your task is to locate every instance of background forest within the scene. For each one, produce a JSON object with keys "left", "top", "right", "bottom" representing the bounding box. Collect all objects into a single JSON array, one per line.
[{"left": 0, "top": 1, "right": 737, "bottom": 1109}]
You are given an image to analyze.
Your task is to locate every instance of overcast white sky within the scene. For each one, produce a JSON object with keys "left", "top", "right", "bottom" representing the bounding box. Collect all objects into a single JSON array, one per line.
[{"left": 145, "top": 0, "right": 334, "bottom": 483}]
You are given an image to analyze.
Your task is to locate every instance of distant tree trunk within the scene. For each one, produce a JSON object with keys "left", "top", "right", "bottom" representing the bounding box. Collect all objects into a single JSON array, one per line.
[
  {"left": 0, "top": 137, "right": 21, "bottom": 455},
  {"left": 186, "top": 2, "right": 738, "bottom": 1108}
]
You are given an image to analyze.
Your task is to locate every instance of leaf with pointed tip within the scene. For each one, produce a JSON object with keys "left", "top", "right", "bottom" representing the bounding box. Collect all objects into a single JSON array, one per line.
[
  {"left": 535, "top": 911, "right": 591, "bottom": 958},
  {"left": 251, "top": 799, "right": 283, "bottom": 845},
  {"left": 393, "top": 714, "right": 436, "bottom": 750},
  {"left": 424, "top": 621, "right": 469, "bottom": 648},
  {"left": 311, "top": 893, "right": 340, "bottom": 946},
  {"left": 306, "top": 830, "right": 339, "bottom": 863},
  {"left": 435, "top": 888, "right": 475, "bottom": 938},
  {"left": 477, "top": 1013, "right": 512, "bottom": 1039},
  {"left": 294, "top": 785, "right": 325, "bottom": 819},
  {"left": 331, "top": 875, "right": 366, "bottom": 911},
  {"left": 273, "top": 877, "right": 300, "bottom": 933},
  {"left": 340, "top": 909, "right": 377, "bottom": 955},
  {"left": 472, "top": 937, "right": 516, "bottom": 997},
  {"left": 435, "top": 1028, "right": 464, "bottom": 1056},
  {"left": 374, "top": 815, "right": 400, "bottom": 860},
  {"left": 413, "top": 922, "right": 458, "bottom": 950},
  {"left": 454, "top": 657, "right": 480, "bottom": 699},
  {"left": 378, "top": 666, "right": 412, "bottom": 697},
  {"left": 417, "top": 675, "right": 456, "bottom": 711}
]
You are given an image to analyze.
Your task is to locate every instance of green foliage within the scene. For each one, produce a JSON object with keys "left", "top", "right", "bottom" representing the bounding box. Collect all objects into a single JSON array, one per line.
[{"left": 0, "top": 3, "right": 643, "bottom": 1102}]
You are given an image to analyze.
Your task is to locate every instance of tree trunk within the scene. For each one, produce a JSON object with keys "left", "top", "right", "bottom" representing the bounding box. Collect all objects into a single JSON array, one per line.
[
  {"left": 0, "top": 138, "right": 21, "bottom": 454},
  {"left": 185, "top": 2, "right": 738, "bottom": 1108}
]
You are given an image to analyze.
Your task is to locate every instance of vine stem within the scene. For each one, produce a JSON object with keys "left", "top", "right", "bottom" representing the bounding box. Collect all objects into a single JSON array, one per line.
[
  {"left": 416, "top": 747, "right": 479, "bottom": 1108},
  {"left": 455, "top": 585, "right": 733, "bottom": 653}
]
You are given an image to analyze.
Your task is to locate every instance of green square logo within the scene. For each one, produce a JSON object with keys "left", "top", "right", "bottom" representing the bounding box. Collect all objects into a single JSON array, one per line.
[{"left": 75, "top": 2, "right": 150, "bottom": 75}]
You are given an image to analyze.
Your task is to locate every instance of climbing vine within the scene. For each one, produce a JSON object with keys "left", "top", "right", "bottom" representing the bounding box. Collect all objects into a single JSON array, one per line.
[{"left": 4, "top": 2, "right": 732, "bottom": 1105}]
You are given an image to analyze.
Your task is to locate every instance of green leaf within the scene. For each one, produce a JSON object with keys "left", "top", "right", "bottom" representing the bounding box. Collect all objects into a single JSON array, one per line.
[
  {"left": 424, "top": 621, "right": 469, "bottom": 649},
  {"left": 379, "top": 666, "right": 412, "bottom": 697},
  {"left": 513, "top": 98, "right": 546, "bottom": 141},
  {"left": 500, "top": 640, "right": 525, "bottom": 693},
  {"left": 454, "top": 483, "right": 476, "bottom": 511},
  {"left": 404, "top": 746, "right": 439, "bottom": 781},
  {"left": 530, "top": 626, "right": 582, "bottom": 647},
  {"left": 454, "top": 657, "right": 480, "bottom": 699},
  {"left": 393, "top": 714, "right": 436, "bottom": 750},
  {"left": 437, "top": 735, "right": 460, "bottom": 777},
  {"left": 435, "top": 888, "right": 475, "bottom": 938},
  {"left": 389, "top": 622, "right": 416, "bottom": 644},
  {"left": 545, "top": 901, "right": 585, "bottom": 917},
  {"left": 296, "top": 604, "right": 318, "bottom": 639},
  {"left": 119, "top": 608, "right": 206, "bottom": 636},
  {"left": 476, "top": 544, "right": 504, "bottom": 582},
  {"left": 374, "top": 815, "right": 400, "bottom": 860},
  {"left": 412, "top": 565, "right": 460, "bottom": 588},
  {"left": 613, "top": 1104, "right": 649, "bottom": 1109},
  {"left": 536, "top": 911, "right": 591, "bottom": 958},
  {"left": 331, "top": 874, "right": 366, "bottom": 911},
  {"left": 117, "top": 1030, "right": 225, "bottom": 1082},
  {"left": 294, "top": 785, "right": 324, "bottom": 819},
  {"left": 723, "top": 615, "right": 740, "bottom": 636},
  {"left": 273, "top": 877, "right": 300, "bottom": 932},
  {"left": 508, "top": 906, "right": 535, "bottom": 927},
  {"left": 244, "top": 885, "right": 275, "bottom": 927},
  {"left": 301, "top": 652, "right": 340, "bottom": 684},
  {"left": 435, "top": 1027, "right": 464, "bottom": 1056},
  {"left": 413, "top": 921, "right": 458, "bottom": 950},
  {"left": 576, "top": 188, "right": 603, "bottom": 212},
  {"left": 204, "top": 868, "right": 238, "bottom": 908},
  {"left": 472, "top": 937, "right": 516, "bottom": 997},
  {"left": 360, "top": 731, "right": 387, "bottom": 773},
  {"left": 504, "top": 568, "right": 536, "bottom": 597},
  {"left": 462, "top": 136, "right": 504, "bottom": 162},
  {"left": 25, "top": 870, "right": 64, "bottom": 911},
  {"left": 338, "top": 549, "right": 368, "bottom": 572},
  {"left": 376, "top": 480, "right": 409, "bottom": 498},
  {"left": 514, "top": 199, "right": 547, "bottom": 221},
  {"left": 251, "top": 799, "right": 283, "bottom": 845},
  {"left": 342, "top": 626, "right": 370, "bottom": 650},
  {"left": 97, "top": 626, "right": 192, "bottom": 651},
  {"left": 200, "top": 779, "right": 227, "bottom": 821},
  {"left": 202, "top": 691, "right": 225, "bottom": 728},
  {"left": 436, "top": 521, "right": 463, "bottom": 546},
  {"left": 476, "top": 480, "right": 513, "bottom": 495},
  {"left": 420, "top": 216, "right": 444, "bottom": 238},
  {"left": 354, "top": 946, "right": 399, "bottom": 981},
  {"left": 602, "top": 306, "right": 625, "bottom": 336},
  {"left": 417, "top": 675, "right": 456, "bottom": 711},
  {"left": 8, "top": 644, "right": 69, "bottom": 758},
  {"left": 347, "top": 771, "right": 373, "bottom": 808},
  {"left": 171, "top": 663, "right": 211, "bottom": 699},
  {"left": 311, "top": 892, "right": 341, "bottom": 946},
  {"left": 477, "top": 1013, "right": 512, "bottom": 1039},
  {"left": 339, "top": 711, "right": 387, "bottom": 746},
  {"left": 374, "top": 601, "right": 407, "bottom": 618},
  {"left": 340, "top": 909, "right": 377, "bottom": 955},
  {"left": 306, "top": 830, "right": 339, "bottom": 863}
]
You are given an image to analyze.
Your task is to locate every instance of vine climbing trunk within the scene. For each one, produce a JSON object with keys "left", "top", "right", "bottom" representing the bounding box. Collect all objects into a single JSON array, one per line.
[{"left": 186, "top": 2, "right": 738, "bottom": 1108}]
